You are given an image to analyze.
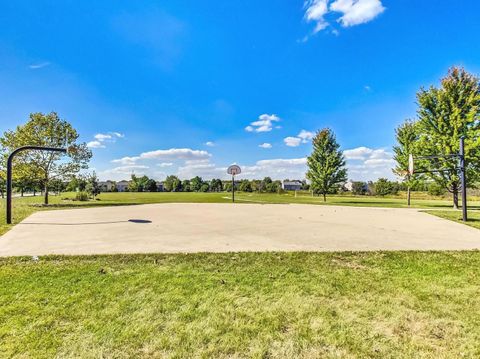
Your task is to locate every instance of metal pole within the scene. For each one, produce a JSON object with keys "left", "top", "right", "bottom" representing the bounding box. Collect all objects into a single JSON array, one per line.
[
  {"left": 232, "top": 175, "right": 235, "bottom": 203},
  {"left": 6, "top": 155, "right": 13, "bottom": 225},
  {"left": 6, "top": 146, "right": 66, "bottom": 224},
  {"left": 459, "top": 136, "right": 467, "bottom": 222}
]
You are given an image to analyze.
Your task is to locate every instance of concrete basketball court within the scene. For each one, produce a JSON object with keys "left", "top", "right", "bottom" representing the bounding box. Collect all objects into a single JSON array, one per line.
[{"left": 0, "top": 203, "right": 479, "bottom": 256}]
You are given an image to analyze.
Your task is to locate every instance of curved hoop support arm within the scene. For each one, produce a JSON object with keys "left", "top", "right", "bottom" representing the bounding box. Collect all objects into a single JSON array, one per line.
[{"left": 6, "top": 146, "right": 67, "bottom": 224}]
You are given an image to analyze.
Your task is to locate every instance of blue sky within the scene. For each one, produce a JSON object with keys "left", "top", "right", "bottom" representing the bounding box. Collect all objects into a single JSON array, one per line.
[{"left": 1, "top": 0, "right": 479, "bottom": 181}]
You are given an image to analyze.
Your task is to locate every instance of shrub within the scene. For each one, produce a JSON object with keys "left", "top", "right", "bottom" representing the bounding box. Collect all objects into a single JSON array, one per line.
[
  {"left": 428, "top": 182, "right": 446, "bottom": 196},
  {"left": 374, "top": 178, "right": 399, "bottom": 196},
  {"left": 351, "top": 181, "right": 367, "bottom": 195},
  {"left": 75, "top": 191, "right": 89, "bottom": 201}
]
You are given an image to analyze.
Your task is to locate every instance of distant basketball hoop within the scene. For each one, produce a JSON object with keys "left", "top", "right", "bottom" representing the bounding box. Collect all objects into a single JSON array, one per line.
[
  {"left": 227, "top": 165, "right": 241, "bottom": 203},
  {"left": 227, "top": 165, "right": 241, "bottom": 176}
]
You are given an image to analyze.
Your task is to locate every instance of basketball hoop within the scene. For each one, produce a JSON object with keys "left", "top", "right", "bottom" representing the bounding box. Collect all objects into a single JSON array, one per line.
[
  {"left": 227, "top": 165, "right": 241, "bottom": 176},
  {"left": 227, "top": 165, "right": 241, "bottom": 203}
]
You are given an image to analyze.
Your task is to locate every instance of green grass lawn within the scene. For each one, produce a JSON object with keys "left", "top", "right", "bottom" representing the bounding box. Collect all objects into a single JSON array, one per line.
[
  {"left": 1, "top": 191, "right": 479, "bottom": 235},
  {"left": 1, "top": 252, "right": 480, "bottom": 357},
  {"left": 425, "top": 210, "right": 480, "bottom": 230}
]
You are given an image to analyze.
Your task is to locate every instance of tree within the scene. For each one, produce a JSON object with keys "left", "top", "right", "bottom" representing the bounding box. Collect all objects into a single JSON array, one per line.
[
  {"left": 374, "top": 178, "right": 399, "bottom": 196},
  {"left": 66, "top": 175, "right": 87, "bottom": 192},
  {"left": 182, "top": 179, "right": 191, "bottom": 192},
  {"left": 164, "top": 175, "right": 181, "bottom": 192},
  {"left": 239, "top": 179, "right": 253, "bottom": 192},
  {"left": 416, "top": 67, "right": 480, "bottom": 208},
  {"left": 128, "top": 174, "right": 140, "bottom": 192},
  {"left": 210, "top": 178, "right": 223, "bottom": 192},
  {"left": 306, "top": 128, "right": 347, "bottom": 201},
  {"left": 0, "top": 168, "right": 5, "bottom": 198},
  {"left": 86, "top": 171, "right": 101, "bottom": 199},
  {"left": 200, "top": 183, "right": 210, "bottom": 192},
  {"left": 49, "top": 178, "right": 67, "bottom": 195},
  {"left": 351, "top": 181, "right": 367, "bottom": 195},
  {"left": 0, "top": 112, "right": 92, "bottom": 204},
  {"left": 145, "top": 179, "right": 158, "bottom": 192},
  {"left": 259, "top": 177, "right": 272, "bottom": 192},
  {"left": 190, "top": 176, "right": 203, "bottom": 192},
  {"left": 393, "top": 120, "right": 422, "bottom": 206}
]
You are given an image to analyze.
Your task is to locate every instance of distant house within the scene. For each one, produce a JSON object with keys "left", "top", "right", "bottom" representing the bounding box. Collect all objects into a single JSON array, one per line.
[
  {"left": 156, "top": 181, "right": 164, "bottom": 192},
  {"left": 344, "top": 180, "right": 368, "bottom": 193},
  {"left": 344, "top": 180, "right": 355, "bottom": 191},
  {"left": 116, "top": 180, "right": 130, "bottom": 192},
  {"left": 282, "top": 180, "right": 302, "bottom": 191},
  {"left": 99, "top": 180, "right": 115, "bottom": 192}
]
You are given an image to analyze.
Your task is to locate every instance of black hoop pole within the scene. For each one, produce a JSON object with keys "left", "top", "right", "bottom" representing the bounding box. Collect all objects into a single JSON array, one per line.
[
  {"left": 6, "top": 146, "right": 67, "bottom": 224},
  {"left": 232, "top": 175, "right": 235, "bottom": 203},
  {"left": 459, "top": 136, "right": 467, "bottom": 222}
]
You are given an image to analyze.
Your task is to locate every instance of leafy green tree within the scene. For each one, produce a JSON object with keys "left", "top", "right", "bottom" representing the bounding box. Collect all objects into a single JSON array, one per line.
[
  {"left": 351, "top": 181, "right": 367, "bottom": 195},
  {"left": 200, "top": 183, "right": 210, "bottom": 192},
  {"left": 0, "top": 112, "right": 92, "bottom": 204},
  {"left": 239, "top": 179, "right": 253, "bottom": 192},
  {"left": 416, "top": 67, "right": 480, "bottom": 208},
  {"left": 393, "top": 120, "right": 422, "bottom": 206},
  {"left": 306, "top": 129, "right": 347, "bottom": 201},
  {"left": 428, "top": 182, "right": 446, "bottom": 196},
  {"left": 86, "top": 171, "right": 101, "bottom": 199},
  {"left": 49, "top": 178, "right": 67, "bottom": 195},
  {"left": 259, "top": 177, "right": 272, "bottom": 192},
  {"left": 190, "top": 176, "right": 203, "bottom": 192},
  {"left": 164, "top": 175, "right": 181, "bottom": 192},
  {"left": 128, "top": 174, "right": 140, "bottom": 192},
  {"left": 210, "top": 178, "right": 223, "bottom": 192},
  {"left": 146, "top": 179, "right": 158, "bottom": 192},
  {"left": 182, "top": 179, "right": 191, "bottom": 192},
  {"left": 374, "top": 178, "right": 399, "bottom": 196},
  {"left": 66, "top": 175, "right": 87, "bottom": 192},
  {"left": 0, "top": 168, "right": 5, "bottom": 198}
]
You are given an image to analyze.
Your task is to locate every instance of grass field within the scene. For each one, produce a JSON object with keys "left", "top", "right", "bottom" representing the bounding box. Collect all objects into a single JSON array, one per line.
[
  {"left": 1, "top": 252, "right": 480, "bottom": 358},
  {"left": 425, "top": 210, "right": 480, "bottom": 230},
  {"left": 1, "top": 191, "right": 479, "bottom": 236}
]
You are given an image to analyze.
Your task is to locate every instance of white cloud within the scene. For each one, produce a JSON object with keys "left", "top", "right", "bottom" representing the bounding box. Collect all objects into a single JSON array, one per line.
[
  {"left": 205, "top": 141, "right": 215, "bottom": 147},
  {"left": 284, "top": 137, "right": 302, "bottom": 147},
  {"left": 88, "top": 132, "right": 124, "bottom": 149},
  {"left": 157, "top": 162, "right": 173, "bottom": 167},
  {"left": 343, "top": 147, "right": 391, "bottom": 161},
  {"left": 304, "top": 0, "right": 385, "bottom": 36},
  {"left": 241, "top": 158, "right": 308, "bottom": 180},
  {"left": 330, "top": 0, "right": 385, "bottom": 27},
  {"left": 94, "top": 133, "right": 112, "bottom": 141},
  {"left": 28, "top": 62, "right": 51, "bottom": 69},
  {"left": 259, "top": 143, "right": 272, "bottom": 149},
  {"left": 87, "top": 141, "right": 105, "bottom": 149},
  {"left": 297, "top": 130, "right": 315, "bottom": 143},
  {"left": 305, "top": 0, "right": 329, "bottom": 33},
  {"left": 112, "top": 148, "right": 211, "bottom": 166},
  {"left": 284, "top": 130, "right": 314, "bottom": 147},
  {"left": 245, "top": 114, "right": 280, "bottom": 133},
  {"left": 140, "top": 148, "right": 211, "bottom": 161},
  {"left": 343, "top": 146, "right": 395, "bottom": 181},
  {"left": 111, "top": 156, "right": 139, "bottom": 165},
  {"left": 100, "top": 165, "right": 150, "bottom": 178}
]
